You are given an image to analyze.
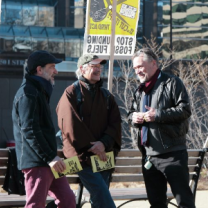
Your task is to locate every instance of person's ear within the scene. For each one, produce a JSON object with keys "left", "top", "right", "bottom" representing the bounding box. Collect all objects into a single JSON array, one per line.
[
  {"left": 152, "top": 60, "right": 157, "bottom": 67},
  {"left": 80, "top": 65, "right": 85, "bottom": 75},
  {"left": 36, "top": 66, "right": 42, "bottom": 75}
]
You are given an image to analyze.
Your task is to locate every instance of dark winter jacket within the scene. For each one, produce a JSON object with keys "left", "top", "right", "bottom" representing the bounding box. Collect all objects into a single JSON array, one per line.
[
  {"left": 56, "top": 77, "right": 121, "bottom": 164},
  {"left": 12, "top": 74, "right": 57, "bottom": 170},
  {"left": 128, "top": 71, "right": 191, "bottom": 154}
]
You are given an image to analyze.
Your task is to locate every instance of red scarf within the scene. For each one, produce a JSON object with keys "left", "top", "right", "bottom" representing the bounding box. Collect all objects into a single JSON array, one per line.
[{"left": 139, "top": 69, "right": 160, "bottom": 94}]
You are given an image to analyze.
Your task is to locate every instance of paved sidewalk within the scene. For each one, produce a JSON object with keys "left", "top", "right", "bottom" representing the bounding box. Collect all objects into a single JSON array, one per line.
[{"left": 82, "top": 190, "right": 208, "bottom": 208}]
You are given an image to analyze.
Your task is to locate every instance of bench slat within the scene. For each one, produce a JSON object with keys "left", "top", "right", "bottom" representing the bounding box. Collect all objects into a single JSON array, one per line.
[
  {"left": 0, "top": 149, "right": 9, "bottom": 157},
  {"left": 65, "top": 175, "right": 80, "bottom": 183},
  {"left": 114, "top": 165, "right": 197, "bottom": 174},
  {"left": 111, "top": 174, "right": 144, "bottom": 182},
  {"left": 115, "top": 158, "right": 200, "bottom": 166},
  {"left": 0, "top": 174, "right": 81, "bottom": 185},
  {"left": 0, "top": 167, "right": 6, "bottom": 176},
  {"left": 83, "top": 187, "right": 174, "bottom": 201},
  {"left": 188, "top": 158, "right": 199, "bottom": 165},
  {"left": 0, "top": 176, "right": 6, "bottom": 185},
  {"left": 0, "top": 193, "right": 53, "bottom": 206},
  {"left": 114, "top": 166, "right": 142, "bottom": 173},
  {"left": 187, "top": 150, "right": 203, "bottom": 157},
  {"left": 110, "top": 188, "right": 174, "bottom": 200},
  {"left": 117, "top": 149, "right": 142, "bottom": 157},
  {"left": 0, "top": 158, "right": 8, "bottom": 167},
  {"left": 116, "top": 158, "right": 141, "bottom": 166}
]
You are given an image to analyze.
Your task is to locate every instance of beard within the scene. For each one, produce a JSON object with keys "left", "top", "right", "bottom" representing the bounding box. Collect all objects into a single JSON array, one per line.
[
  {"left": 49, "top": 78, "right": 55, "bottom": 85},
  {"left": 137, "top": 74, "right": 147, "bottom": 83},
  {"left": 42, "top": 71, "right": 55, "bottom": 85}
]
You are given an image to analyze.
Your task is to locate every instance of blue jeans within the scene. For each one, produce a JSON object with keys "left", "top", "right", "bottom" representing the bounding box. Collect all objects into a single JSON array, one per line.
[{"left": 78, "top": 167, "right": 116, "bottom": 208}]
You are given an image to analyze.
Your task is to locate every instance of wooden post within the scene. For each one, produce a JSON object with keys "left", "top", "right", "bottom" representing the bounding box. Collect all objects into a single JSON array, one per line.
[
  {"left": 107, "top": 0, "right": 117, "bottom": 92},
  {"left": 0, "top": 0, "right": 2, "bottom": 23}
]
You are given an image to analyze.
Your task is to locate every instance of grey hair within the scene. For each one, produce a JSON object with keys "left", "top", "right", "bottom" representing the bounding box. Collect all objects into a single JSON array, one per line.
[
  {"left": 75, "top": 64, "right": 88, "bottom": 78},
  {"left": 132, "top": 48, "right": 158, "bottom": 65}
]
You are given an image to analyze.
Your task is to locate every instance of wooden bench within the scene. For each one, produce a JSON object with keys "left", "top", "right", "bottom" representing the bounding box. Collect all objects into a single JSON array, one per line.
[
  {"left": 0, "top": 143, "right": 207, "bottom": 208},
  {"left": 80, "top": 146, "right": 208, "bottom": 208}
]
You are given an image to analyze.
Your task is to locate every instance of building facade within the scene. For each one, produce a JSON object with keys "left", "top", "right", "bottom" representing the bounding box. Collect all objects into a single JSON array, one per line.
[
  {"left": 0, "top": 0, "right": 208, "bottom": 147},
  {"left": 1, "top": 0, "right": 208, "bottom": 62}
]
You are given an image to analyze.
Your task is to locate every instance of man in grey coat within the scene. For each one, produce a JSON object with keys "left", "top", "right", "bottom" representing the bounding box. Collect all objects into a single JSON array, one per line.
[{"left": 128, "top": 48, "right": 195, "bottom": 208}]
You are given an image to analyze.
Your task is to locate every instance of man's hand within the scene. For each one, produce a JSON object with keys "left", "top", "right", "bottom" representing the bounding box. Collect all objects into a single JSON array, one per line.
[
  {"left": 48, "top": 156, "right": 66, "bottom": 173},
  {"left": 143, "top": 106, "right": 156, "bottom": 122},
  {"left": 132, "top": 112, "right": 145, "bottom": 124},
  {"left": 88, "top": 141, "right": 107, "bottom": 161}
]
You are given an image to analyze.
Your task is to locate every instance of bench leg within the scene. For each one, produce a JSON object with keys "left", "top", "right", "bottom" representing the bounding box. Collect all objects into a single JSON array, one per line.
[
  {"left": 76, "top": 183, "right": 84, "bottom": 208},
  {"left": 167, "top": 201, "right": 179, "bottom": 208}
]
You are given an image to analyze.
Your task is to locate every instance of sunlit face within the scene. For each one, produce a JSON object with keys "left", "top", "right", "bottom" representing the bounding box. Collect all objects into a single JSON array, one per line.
[
  {"left": 81, "top": 64, "right": 102, "bottom": 84},
  {"left": 41, "top": 63, "right": 58, "bottom": 85},
  {"left": 133, "top": 55, "right": 157, "bottom": 83}
]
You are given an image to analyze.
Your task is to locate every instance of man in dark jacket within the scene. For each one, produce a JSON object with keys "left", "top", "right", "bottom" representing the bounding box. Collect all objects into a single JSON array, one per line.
[
  {"left": 128, "top": 48, "right": 195, "bottom": 208},
  {"left": 12, "top": 50, "right": 75, "bottom": 208},
  {"left": 56, "top": 54, "right": 121, "bottom": 208}
]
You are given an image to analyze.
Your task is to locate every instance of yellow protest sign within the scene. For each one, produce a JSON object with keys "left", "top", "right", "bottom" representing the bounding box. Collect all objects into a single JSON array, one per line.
[
  {"left": 90, "top": 151, "right": 115, "bottom": 173},
  {"left": 83, "top": 0, "right": 140, "bottom": 58},
  {"left": 51, "top": 156, "right": 82, "bottom": 179}
]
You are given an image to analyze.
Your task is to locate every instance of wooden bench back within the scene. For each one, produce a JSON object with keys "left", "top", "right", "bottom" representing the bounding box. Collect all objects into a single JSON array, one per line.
[
  {"left": 0, "top": 148, "right": 206, "bottom": 187},
  {"left": 0, "top": 149, "right": 8, "bottom": 185}
]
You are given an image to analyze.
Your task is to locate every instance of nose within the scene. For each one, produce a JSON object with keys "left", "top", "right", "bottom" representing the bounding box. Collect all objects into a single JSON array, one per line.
[
  {"left": 134, "top": 68, "right": 140, "bottom": 73},
  {"left": 96, "top": 67, "right": 101, "bottom": 72},
  {"left": 54, "top": 68, "right": 58, "bottom": 75},
  {"left": 135, "top": 67, "right": 144, "bottom": 73}
]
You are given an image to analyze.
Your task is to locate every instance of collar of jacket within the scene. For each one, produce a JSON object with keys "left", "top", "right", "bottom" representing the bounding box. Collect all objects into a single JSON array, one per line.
[
  {"left": 134, "top": 71, "right": 172, "bottom": 100},
  {"left": 138, "top": 69, "right": 161, "bottom": 94},
  {"left": 30, "top": 75, "right": 53, "bottom": 98},
  {"left": 24, "top": 74, "right": 51, "bottom": 101},
  {"left": 79, "top": 76, "right": 103, "bottom": 90},
  {"left": 25, "top": 74, "right": 42, "bottom": 91},
  {"left": 159, "top": 71, "right": 172, "bottom": 85}
]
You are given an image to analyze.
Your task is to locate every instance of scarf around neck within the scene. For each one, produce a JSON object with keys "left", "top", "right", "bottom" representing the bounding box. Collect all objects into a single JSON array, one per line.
[
  {"left": 79, "top": 76, "right": 103, "bottom": 100},
  {"left": 31, "top": 75, "right": 53, "bottom": 98},
  {"left": 79, "top": 76, "right": 103, "bottom": 89},
  {"left": 139, "top": 69, "right": 160, "bottom": 94}
]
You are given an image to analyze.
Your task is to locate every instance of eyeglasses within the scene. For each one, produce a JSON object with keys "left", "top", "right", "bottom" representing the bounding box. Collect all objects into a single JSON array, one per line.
[{"left": 88, "top": 64, "right": 102, "bottom": 69}]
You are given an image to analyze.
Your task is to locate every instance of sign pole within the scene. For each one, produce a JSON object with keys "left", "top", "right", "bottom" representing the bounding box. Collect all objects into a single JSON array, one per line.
[
  {"left": 84, "top": 0, "right": 140, "bottom": 90},
  {"left": 0, "top": 0, "right": 2, "bottom": 23},
  {"left": 107, "top": 0, "right": 117, "bottom": 93}
]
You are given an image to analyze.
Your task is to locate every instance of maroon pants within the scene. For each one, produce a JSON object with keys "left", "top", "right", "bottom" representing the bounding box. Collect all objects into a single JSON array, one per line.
[{"left": 22, "top": 166, "right": 76, "bottom": 208}]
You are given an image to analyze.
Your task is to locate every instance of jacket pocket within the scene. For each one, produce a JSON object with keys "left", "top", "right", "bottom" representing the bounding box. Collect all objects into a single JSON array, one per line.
[{"left": 159, "top": 120, "right": 189, "bottom": 138}]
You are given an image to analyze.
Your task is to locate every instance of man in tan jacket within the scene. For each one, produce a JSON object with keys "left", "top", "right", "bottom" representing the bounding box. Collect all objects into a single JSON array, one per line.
[{"left": 56, "top": 54, "right": 121, "bottom": 208}]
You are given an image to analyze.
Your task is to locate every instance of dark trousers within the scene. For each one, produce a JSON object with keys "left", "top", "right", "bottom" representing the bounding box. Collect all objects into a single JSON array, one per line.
[{"left": 142, "top": 150, "right": 196, "bottom": 208}]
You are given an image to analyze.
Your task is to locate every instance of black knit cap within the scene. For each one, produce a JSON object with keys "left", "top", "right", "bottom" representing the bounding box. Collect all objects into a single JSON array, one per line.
[{"left": 27, "top": 50, "right": 62, "bottom": 74}]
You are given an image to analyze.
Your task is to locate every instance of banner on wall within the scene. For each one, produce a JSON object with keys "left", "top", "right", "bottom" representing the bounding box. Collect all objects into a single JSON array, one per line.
[{"left": 83, "top": 0, "right": 140, "bottom": 59}]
